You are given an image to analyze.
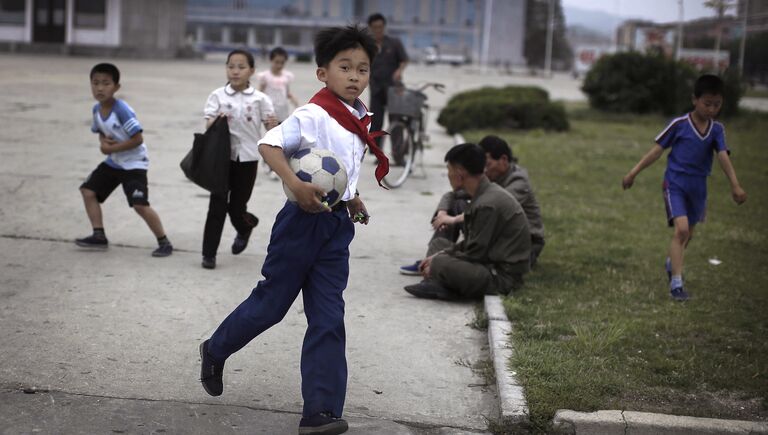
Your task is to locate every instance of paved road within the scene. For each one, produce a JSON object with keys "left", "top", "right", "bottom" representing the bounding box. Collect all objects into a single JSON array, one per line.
[{"left": 0, "top": 54, "right": 528, "bottom": 434}]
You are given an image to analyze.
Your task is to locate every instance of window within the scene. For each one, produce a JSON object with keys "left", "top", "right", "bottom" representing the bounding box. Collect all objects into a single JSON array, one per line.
[
  {"left": 204, "top": 25, "right": 221, "bottom": 43},
  {"left": 231, "top": 26, "right": 248, "bottom": 45},
  {"left": 75, "top": 0, "right": 106, "bottom": 29},
  {"left": 255, "top": 27, "right": 273, "bottom": 45},
  {"left": 0, "top": 0, "right": 25, "bottom": 25},
  {"left": 282, "top": 28, "right": 300, "bottom": 46}
]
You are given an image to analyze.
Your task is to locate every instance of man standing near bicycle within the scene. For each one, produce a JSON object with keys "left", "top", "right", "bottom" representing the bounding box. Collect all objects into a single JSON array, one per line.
[{"left": 368, "top": 13, "right": 408, "bottom": 162}]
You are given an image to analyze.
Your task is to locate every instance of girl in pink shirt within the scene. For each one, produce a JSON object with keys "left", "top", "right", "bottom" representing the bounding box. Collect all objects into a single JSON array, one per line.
[{"left": 257, "top": 47, "right": 300, "bottom": 122}]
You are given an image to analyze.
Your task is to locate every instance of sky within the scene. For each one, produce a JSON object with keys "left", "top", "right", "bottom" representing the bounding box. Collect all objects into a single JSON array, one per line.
[{"left": 561, "top": 0, "right": 729, "bottom": 23}]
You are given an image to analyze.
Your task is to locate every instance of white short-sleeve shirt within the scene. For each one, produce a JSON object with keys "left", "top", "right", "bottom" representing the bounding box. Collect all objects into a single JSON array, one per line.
[
  {"left": 91, "top": 98, "right": 149, "bottom": 170},
  {"left": 258, "top": 98, "right": 369, "bottom": 201},
  {"left": 204, "top": 84, "right": 275, "bottom": 162}
]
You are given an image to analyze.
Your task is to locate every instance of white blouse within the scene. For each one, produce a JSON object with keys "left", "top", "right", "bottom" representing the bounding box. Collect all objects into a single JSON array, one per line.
[{"left": 204, "top": 84, "right": 275, "bottom": 162}]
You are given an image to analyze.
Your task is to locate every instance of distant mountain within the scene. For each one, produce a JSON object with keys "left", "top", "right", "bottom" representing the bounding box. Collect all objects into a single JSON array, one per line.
[
  {"left": 563, "top": 6, "right": 625, "bottom": 38},
  {"left": 567, "top": 24, "right": 613, "bottom": 46}
]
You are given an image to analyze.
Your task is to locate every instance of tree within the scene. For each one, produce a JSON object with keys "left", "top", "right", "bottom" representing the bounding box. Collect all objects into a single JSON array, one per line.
[
  {"left": 524, "top": 0, "right": 572, "bottom": 70},
  {"left": 704, "top": 0, "right": 736, "bottom": 68}
]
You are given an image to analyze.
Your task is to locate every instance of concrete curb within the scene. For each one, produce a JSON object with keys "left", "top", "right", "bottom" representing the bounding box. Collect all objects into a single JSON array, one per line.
[
  {"left": 454, "top": 131, "right": 530, "bottom": 425},
  {"left": 552, "top": 409, "right": 768, "bottom": 434},
  {"left": 484, "top": 295, "right": 529, "bottom": 426}
]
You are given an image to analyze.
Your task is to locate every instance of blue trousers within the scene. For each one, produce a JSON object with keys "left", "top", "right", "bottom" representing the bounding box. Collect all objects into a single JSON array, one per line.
[{"left": 208, "top": 201, "right": 355, "bottom": 417}]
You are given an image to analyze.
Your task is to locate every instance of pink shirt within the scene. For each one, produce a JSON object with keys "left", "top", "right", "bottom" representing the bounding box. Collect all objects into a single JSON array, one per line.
[{"left": 257, "top": 69, "right": 295, "bottom": 122}]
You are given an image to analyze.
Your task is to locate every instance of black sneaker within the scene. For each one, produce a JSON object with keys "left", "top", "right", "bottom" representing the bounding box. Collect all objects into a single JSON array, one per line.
[
  {"left": 670, "top": 287, "right": 689, "bottom": 302},
  {"left": 199, "top": 339, "right": 224, "bottom": 396},
  {"left": 75, "top": 234, "right": 108, "bottom": 250},
  {"left": 404, "top": 280, "right": 454, "bottom": 300},
  {"left": 202, "top": 256, "right": 216, "bottom": 269},
  {"left": 231, "top": 230, "right": 251, "bottom": 255},
  {"left": 298, "top": 412, "right": 348, "bottom": 435},
  {"left": 152, "top": 243, "right": 173, "bottom": 257}
]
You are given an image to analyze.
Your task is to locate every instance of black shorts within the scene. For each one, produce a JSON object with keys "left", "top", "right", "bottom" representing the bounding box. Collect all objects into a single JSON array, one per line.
[{"left": 80, "top": 162, "right": 150, "bottom": 207}]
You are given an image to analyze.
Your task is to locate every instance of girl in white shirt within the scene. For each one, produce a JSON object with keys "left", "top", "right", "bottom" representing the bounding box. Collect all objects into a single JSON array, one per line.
[{"left": 201, "top": 49, "right": 277, "bottom": 269}]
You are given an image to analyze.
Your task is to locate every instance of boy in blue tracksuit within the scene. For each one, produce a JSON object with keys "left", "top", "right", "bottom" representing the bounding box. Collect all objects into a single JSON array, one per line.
[
  {"left": 199, "top": 25, "right": 389, "bottom": 435},
  {"left": 622, "top": 74, "right": 747, "bottom": 301}
]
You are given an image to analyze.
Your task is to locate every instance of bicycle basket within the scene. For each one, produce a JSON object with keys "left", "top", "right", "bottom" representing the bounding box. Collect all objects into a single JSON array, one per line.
[{"left": 387, "top": 86, "right": 426, "bottom": 118}]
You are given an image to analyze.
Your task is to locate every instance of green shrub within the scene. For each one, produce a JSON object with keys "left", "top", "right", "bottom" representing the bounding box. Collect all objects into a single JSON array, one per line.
[
  {"left": 445, "top": 85, "right": 550, "bottom": 107},
  {"left": 582, "top": 52, "right": 745, "bottom": 118},
  {"left": 295, "top": 52, "right": 313, "bottom": 63},
  {"left": 437, "top": 85, "right": 569, "bottom": 133},
  {"left": 719, "top": 68, "right": 746, "bottom": 117}
]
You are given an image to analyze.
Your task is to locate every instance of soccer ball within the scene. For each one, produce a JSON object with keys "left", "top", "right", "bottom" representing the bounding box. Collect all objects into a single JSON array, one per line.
[{"left": 283, "top": 148, "right": 348, "bottom": 207}]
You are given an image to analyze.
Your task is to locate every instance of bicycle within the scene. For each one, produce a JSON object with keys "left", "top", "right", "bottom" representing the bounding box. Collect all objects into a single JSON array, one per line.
[{"left": 380, "top": 82, "right": 444, "bottom": 188}]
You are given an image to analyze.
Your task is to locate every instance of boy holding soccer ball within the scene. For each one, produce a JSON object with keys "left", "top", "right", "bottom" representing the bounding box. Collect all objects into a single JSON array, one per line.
[
  {"left": 199, "top": 25, "right": 389, "bottom": 435},
  {"left": 622, "top": 74, "right": 747, "bottom": 302}
]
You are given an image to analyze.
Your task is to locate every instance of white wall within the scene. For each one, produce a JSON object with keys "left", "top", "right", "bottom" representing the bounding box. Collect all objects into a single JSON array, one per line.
[
  {"left": 0, "top": 25, "right": 25, "bottom": 41},
  {"left": 69, "top": 0, "right": 121, "bottom": 46},
  {"left": 0, "top": 0, "right": 32, "bottom": 42}
]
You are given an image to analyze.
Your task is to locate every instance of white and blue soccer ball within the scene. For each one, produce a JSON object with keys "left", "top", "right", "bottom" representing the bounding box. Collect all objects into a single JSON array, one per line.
[{"left": 283, "top": 148, "right": 348, "bottom": 207}]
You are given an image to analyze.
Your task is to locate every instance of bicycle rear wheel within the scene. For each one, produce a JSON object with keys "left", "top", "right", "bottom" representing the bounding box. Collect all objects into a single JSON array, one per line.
[{"left": 381, "top": 120, "right": 415, "bottom": 188}]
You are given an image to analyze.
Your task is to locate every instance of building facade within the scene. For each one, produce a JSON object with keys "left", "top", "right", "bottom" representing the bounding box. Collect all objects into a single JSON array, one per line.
[
  {"left": 186, "top": 0, "right": 527, "bottom": 66},
  {"left": 0, "top": 0, "right": 187, "bottom": 57},
  {"left": 739, "top": 0, "right": 768, "bottom": 33}
]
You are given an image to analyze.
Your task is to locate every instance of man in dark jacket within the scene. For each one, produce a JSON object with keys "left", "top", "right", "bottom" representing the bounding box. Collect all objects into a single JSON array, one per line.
[{"left": 367, "top": 13, "right": 408, "bottom": 147}]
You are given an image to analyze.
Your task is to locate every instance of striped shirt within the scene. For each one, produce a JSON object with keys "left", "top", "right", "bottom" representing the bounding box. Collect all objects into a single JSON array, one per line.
[{"left": 91, "top": 99, "right": 148, "bottom": 170}]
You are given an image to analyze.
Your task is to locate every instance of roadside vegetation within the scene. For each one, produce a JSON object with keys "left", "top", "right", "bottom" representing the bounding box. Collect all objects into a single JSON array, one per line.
[{"left": 464, "top": 106, "right": 768, "bottom": 432}]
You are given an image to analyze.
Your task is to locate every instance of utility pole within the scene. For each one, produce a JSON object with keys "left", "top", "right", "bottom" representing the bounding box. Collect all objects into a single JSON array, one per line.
[
  {"left": 675, "top": 0, "right": 684, "bottom": 61},
  {"left": 738, "top": 0, "right": 749, "bottom": 75},
  {"left": 544, "top": 0, "right": 554, "bottom": 77},
  {"left": 481, "top": 0, "right": 493, "bottom": 71}
]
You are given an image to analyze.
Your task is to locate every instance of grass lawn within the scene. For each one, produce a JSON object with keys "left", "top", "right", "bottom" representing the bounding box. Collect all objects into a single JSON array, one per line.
[
  {"left": 464, "top": 107, "right": 768, "bottom": 431},
  {"left": 745, "top": 87, "right": 768, "bottom": 99}
]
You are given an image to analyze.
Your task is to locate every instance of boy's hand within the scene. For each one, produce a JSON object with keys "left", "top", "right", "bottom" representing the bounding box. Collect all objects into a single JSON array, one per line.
[
  {"left": 289, "top": 180, "right": 331, "bottom": 213},
  {"left": 732, "top": 185, "right": 747, "bottom": 204},
  {"left": 347, "top": 196, "right": 369, "bottom": 224},
  {"left": 622, "top": 172, "right": 635, "bottom": 190},
  {"left": 99, "top": 136, "right": 118, "bottom": 155}
]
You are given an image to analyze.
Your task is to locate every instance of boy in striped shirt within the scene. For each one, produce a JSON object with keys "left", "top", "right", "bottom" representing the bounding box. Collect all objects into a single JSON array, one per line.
[{"left": 76, "top": 63, "right": 172, "bottom": 257}]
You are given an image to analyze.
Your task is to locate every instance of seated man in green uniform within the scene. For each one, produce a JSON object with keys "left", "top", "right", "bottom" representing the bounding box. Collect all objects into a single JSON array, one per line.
[
  {"left": 479, "top": 135, "right": 545, "bottom": 266},
  {"left": 400, "top": 135, "right": 544, "bottom": 275},
  {"left": 404, "top": 143, "right": 531, "bottom": 300}
]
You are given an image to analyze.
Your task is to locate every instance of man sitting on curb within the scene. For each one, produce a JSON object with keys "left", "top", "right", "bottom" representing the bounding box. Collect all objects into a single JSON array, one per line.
[
  {"left": 400, "top": 135, "right": 544, "bottom": 275},
  {"left": 404, "top": 143, "right": 531, "bottom": 300}
]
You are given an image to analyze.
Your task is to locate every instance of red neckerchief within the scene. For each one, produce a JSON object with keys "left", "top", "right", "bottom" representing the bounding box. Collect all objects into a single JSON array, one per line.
[{"left": 309, "top": 87, "right": 389, "bottom": 188}]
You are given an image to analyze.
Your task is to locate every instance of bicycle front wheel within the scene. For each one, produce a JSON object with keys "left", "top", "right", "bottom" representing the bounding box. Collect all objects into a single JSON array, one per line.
[{"left": 381, "top": 120, "right": 415, "bottom": 188}]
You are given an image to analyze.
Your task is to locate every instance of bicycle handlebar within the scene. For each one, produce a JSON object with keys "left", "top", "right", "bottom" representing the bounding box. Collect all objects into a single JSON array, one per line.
[{"left": 392, "top": 81, "right": 445, "bottom": 93}]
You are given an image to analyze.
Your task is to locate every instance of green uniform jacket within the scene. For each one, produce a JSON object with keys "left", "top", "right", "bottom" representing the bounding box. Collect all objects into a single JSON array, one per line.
[
  {"left": 496, "top": 164, "right": 544, "bottom": 241},
  {"left": 436, "top": 164, "right": 543, "bottom": 242},
  {"left": 445, "top": 177, "right": 531, "bottom": 277}
]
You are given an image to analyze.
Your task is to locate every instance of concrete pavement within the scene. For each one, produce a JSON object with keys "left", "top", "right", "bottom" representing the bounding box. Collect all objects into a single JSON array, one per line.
[{"left": 0, "top": 54, "right": 560, "bottom": 434}]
